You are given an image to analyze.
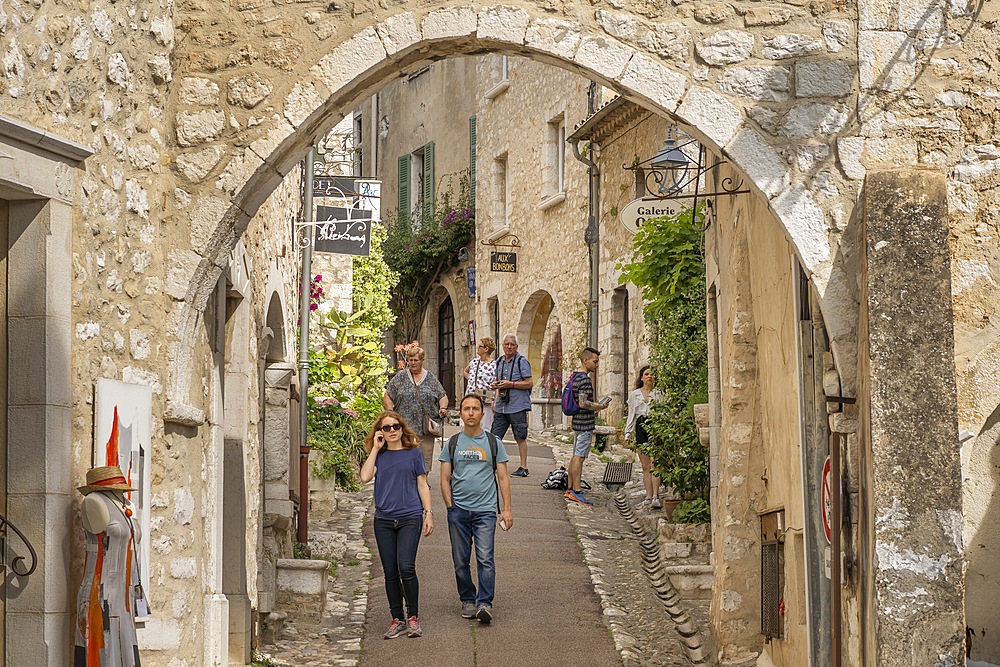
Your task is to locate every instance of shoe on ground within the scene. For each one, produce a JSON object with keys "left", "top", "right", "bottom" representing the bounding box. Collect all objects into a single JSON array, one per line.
[
  {"left": 461, "top": 601, "right": 476, "bottom": 618},
  {"left": 640, "top": 498, "right": 652, "bottom": 508},
  {"left": 406, "top": 616, "right": 422, "bottom": 638},
  {"left": 384, "top": 619, "right": 407, "bottom": 639},
  {"left": 566, "top": 489, "right": 593, "bottom": 506},
  {"left": 477, "top": 604, "right": 493, "bottom": 623},
  {"left": 511, "top": 467, "right": 529, "bottom": 477},
  {"left": 650, "top": 497, "right": 663, "bottom": 510}
]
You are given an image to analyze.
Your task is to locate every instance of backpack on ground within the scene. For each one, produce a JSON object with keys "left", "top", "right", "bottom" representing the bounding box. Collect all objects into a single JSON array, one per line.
[
  {"left": 447, "top": 431, "right": 502, "bottom": 512},
  {"left": 561, "top": 372, "right": 582, "bottom": 416},
  {"left": 541, "top": 467, "right": 568, "bottom": 490}
]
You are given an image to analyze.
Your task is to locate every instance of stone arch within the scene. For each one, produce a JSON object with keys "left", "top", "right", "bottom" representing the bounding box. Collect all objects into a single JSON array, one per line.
[
  {"left": 515, "top": 289, "right": 562, "bottom": 398},
  {"left": 166, "top": 8, "right": 860, "bottom": 422}
]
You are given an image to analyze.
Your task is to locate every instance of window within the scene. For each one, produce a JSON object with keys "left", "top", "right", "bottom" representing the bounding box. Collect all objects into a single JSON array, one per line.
[
  {"left": 485, "top": 55, "right": 511, "bottom": 100},
  {"left": 397, "top": 154, "right": 410, "bottom": 228},
  {"left": 353, "top": 113, "right": 364, "bottom": 177},
  {"left": 405, "top": 142, "right": 435, "bottom": 228},
  {"left": 493, "top": 154, "right": 509, "bottom": 230},
  {"left": 411, "top": 146, "right": 424, "bottom": 226},
  {"left": 540, "top": 115, "right": 566, "bottom": 210},
  {"left": 469, "top": 116, "right": 477, "bottom": 211}
]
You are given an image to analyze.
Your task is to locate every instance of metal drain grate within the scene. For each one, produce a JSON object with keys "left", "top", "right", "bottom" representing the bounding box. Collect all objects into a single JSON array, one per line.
[{"left": 602, "top": 461, "right": 633, "bottom": 486}]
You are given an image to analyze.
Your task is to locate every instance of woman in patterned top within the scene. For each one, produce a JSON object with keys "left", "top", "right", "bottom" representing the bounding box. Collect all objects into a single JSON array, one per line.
[
  {"left": 383, "top": 346, "right": 448, "bottom": 472},
  {"left": 463, "top": 336, "right": 497, "bottom": 430}
]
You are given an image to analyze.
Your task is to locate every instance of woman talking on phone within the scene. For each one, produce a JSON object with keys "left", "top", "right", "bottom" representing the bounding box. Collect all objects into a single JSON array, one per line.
[{"left": 361, "top": 411, "right": 435, "bottom": 639}]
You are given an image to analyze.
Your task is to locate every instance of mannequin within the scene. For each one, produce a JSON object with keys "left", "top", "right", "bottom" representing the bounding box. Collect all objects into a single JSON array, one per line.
[{"left": 75, "top": 465, "right": 145, "bottom": 667}]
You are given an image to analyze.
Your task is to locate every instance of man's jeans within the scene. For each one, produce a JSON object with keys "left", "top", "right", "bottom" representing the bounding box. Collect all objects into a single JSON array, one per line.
[
  {"left": 447, "top": 505, "right": 498, "bottom": 606},
  {"left": 373, "top": 515, "right": 423, "bottom": 620}
]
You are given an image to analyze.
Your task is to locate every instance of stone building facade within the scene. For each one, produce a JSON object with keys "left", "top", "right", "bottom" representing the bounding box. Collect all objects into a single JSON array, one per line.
[{"left": 1, "top": 0, "right": 998, "bottom": 664}]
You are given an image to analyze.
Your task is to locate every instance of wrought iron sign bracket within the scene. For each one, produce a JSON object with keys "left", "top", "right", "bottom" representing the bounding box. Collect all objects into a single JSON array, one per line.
[
  {"left": 480, "top": 233, "right": 521, "bottom": 249},
  {"left": 0, "top": 513, "right": 38, "bottom": 576},
  {"left": 623, "top": 140, "right": 751, "bottom": 232}
]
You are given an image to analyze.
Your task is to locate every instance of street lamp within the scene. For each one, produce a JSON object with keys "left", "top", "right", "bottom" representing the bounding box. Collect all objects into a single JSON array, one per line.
[{"left": 649, "top": 130, "right": 693, "bottom": 196}]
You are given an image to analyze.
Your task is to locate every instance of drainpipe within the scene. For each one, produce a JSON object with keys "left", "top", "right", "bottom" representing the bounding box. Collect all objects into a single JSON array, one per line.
[
  {"left": 297, "top": 147, "right": 315, "bottom": 546},
  {"left": 569, "top": 137, "right": 600, "bottom": 353}
]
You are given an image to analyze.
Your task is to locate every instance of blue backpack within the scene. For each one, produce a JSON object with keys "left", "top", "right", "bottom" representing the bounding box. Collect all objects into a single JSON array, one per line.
[{"left": 561, "top": 372, "right": 582, "bottom": 416}]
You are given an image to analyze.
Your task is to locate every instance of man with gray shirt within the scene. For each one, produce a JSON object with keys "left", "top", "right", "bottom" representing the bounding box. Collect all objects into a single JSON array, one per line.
[{"left": 490, "top": 334, "right": 534, "bottom": 477}]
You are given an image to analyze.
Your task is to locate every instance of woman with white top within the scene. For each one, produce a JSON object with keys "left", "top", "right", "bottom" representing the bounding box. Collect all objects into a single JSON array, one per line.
[
  {"left": 624, "top": 365, "right": 664, "bottom": 509},
  {"left": 463, "top": 336, "right": 497, "bottom": 430}
]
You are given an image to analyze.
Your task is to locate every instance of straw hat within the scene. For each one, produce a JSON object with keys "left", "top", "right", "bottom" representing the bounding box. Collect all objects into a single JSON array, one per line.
[{"left": 78, "top": 465, "right": 135, "bottom": 495}]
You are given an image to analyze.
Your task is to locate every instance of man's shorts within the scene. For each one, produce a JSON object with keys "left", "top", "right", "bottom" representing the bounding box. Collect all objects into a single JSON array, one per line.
[
  {"left": 491, "top": 410, "right": 529, "bottom": 441},
  {"left": 573, "top": 430, "right": 593, "bottom": 458}
]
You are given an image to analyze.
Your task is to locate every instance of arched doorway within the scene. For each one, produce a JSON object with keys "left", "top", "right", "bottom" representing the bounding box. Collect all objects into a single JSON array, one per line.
[
  {"left": 437, "top": 296, "right": 456, "bottom": 402},
  {"left": 516, "top": 290, "right": 562, "bottom": 429}
]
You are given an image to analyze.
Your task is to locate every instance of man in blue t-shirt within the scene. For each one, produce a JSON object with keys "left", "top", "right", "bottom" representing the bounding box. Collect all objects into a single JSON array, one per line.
[
  {"left": 440, "top": 394, "right": 513, "bottom": 624},
  {"left": 491, "top": 334, "right": 534, "bottom": 477}
]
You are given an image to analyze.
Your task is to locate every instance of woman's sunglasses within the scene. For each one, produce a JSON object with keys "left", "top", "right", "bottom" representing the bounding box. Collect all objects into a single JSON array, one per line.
[{"left": 380, "top": 423, "right": 403, "bottom": 433}]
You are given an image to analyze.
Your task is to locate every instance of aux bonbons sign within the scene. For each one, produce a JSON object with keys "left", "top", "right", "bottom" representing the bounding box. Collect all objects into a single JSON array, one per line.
[{"left": 619, "top": 198, "right": 683, "bottom": 234}]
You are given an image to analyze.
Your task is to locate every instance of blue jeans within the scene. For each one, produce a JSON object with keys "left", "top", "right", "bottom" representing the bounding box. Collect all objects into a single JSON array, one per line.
[
  {"left": 373, "top": 515, "right": 423, "bottom": 620},
  {"left": 447, "top": 505, "right": 498, "bottom": 606}
]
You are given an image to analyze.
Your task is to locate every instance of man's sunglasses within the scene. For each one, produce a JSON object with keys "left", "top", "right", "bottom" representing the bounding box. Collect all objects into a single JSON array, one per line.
[{"left": 380, "top": 423, "right": 403, "bottom": 433}]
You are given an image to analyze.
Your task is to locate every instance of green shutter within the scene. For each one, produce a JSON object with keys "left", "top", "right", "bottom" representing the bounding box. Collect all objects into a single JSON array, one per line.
[
  {"left": 469, "top": 116, "right": 477, "bottom": 211},
  {"left": 423, "top": 141, "right": 435, "bottom": 225},
  {"left": 398, "top": 154, "right": 410, "bottom": 228}
]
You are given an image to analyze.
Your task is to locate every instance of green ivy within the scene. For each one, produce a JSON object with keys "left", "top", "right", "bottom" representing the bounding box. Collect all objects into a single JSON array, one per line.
[
  {"left": 307, "top": 223, "right": 397, "bottom": 490},
  {"left": 617, "top": 206, "right": 709, "bottom": 500},
  {"left": 383, "top": 176, "right": 474, "bottom": 344}
]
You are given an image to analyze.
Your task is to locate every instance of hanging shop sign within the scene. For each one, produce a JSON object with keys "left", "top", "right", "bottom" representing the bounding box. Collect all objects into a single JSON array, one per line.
[
  {"left": 313, "top": 205, "right": 372, "bottom": 256},
  {"left": 618, "top": 197, "right": 684, "bottom": 235},
  {"left": 490, "top": 251, "right": 517, "bottom": 273},
  {"left": 466, "top": 265, "right": 477, "bottom": 297}
]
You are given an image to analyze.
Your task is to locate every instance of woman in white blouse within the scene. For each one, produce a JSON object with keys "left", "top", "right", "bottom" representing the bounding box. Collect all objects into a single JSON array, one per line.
[
  {"left": 624, "top": 365, "right": 664, "bottom": 509},
  {"left": 464, "top": 336, "right": 497, "bottom": 430}
]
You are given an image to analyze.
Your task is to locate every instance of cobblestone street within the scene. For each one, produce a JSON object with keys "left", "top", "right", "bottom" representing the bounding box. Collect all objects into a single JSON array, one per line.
[{"left": 263, "top": 430, "right": 710, "bottom": 667}]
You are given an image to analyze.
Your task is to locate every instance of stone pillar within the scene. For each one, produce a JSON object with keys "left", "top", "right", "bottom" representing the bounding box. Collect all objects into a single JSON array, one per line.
[
  {"left": 862, "top": 170, "right": 965, "bottom": 665},
  {"left": 260, "top": 363, "right": 294, "bottom": 614}
]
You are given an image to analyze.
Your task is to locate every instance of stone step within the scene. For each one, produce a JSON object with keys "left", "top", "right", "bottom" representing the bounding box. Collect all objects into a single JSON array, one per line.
[{"left": 664, "top": 564, "right": 714, "bottom": 600}]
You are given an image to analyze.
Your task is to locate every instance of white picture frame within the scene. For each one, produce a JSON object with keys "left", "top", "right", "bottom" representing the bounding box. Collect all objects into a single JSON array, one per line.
[{"left": 94, "top": 378, "right": 153, "bottom": 602}]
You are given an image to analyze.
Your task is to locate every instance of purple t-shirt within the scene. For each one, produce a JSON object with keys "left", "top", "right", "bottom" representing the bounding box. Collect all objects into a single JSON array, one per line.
[{"left": 373, "top": 447, "right": 426, "bottom": 520}]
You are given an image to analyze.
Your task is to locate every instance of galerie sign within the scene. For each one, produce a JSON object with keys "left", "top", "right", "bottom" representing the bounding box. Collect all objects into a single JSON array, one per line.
[
  {"left": 490, "top": 251, "right": 517, "bottom": 272},
  {"left": 619, "top": 198, "right": 683, "bottom": 234}
]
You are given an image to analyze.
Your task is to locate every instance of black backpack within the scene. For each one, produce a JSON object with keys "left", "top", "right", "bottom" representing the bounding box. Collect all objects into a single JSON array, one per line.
[{"left": 447, "top": 431, "right": 502, "bottom": 512}]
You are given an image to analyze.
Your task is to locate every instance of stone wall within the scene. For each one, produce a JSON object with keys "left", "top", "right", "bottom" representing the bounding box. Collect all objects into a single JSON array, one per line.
[{"left": 473, "top": 56, "right": 592, "bottom": 391}]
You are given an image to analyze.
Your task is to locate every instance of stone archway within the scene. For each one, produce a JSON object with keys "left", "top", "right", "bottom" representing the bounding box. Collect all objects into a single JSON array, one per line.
[
  {"left": 165, "top": 9, "right": 862, "bottom": 425},
  {"left": 516, "top": 289, "right": 563, "bottom": 429}
]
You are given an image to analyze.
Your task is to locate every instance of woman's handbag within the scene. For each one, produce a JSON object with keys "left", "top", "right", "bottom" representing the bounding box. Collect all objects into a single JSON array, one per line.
[{"left": 423, "top": 414, "right": 442, "bottom": 437}]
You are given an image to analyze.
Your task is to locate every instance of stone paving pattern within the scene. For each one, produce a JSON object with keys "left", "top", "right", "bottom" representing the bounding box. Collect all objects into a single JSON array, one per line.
[{"left": 264, "top": 431, "right": 709, "bottom": 666}]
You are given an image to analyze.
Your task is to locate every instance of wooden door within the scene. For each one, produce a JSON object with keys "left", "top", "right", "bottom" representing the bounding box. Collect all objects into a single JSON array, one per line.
[{"left": 437, "top": 297, "right": 455, "bottom": 403}]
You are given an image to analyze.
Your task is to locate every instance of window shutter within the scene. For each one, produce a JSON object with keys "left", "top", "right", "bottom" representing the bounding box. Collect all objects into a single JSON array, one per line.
[
  {"left": 423, "top": 141, "right": 435, "bottom": 224},
  {"left": 469, "top": 116, "right": 477, "bottom": 210},
  {"left": 398, "top": 154, "right": 410, "bottom": 228}
]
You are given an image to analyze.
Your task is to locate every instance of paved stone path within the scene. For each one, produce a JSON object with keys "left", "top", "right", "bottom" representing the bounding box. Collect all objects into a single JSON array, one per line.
[{"left": 261, "top": 429, "right": 709, "bottom": 667}]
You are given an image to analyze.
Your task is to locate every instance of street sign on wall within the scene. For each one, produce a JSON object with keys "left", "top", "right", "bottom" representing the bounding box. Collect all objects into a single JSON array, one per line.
[
  {"left": 490, "top": 251, "right": 517, "bottom": 272},
  {"left": 619, "top": 197, "right": 684, "bottom": 234},
  {"left": 313, "top": 205, "right": 372, "bottom": 256}
]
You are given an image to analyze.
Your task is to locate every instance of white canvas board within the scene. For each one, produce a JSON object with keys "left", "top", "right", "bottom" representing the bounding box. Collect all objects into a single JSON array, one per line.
[{"left": 94, "top": 378, "right": 153, "bottom": 602}]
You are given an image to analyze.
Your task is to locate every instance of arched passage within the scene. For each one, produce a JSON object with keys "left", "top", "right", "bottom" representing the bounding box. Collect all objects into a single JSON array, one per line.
[
  {"left": 164, "top": 11, "right": 861, "bottom": 424},
  {"left": 516, "top": 289, "right": 563, "bottom": 429}
]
